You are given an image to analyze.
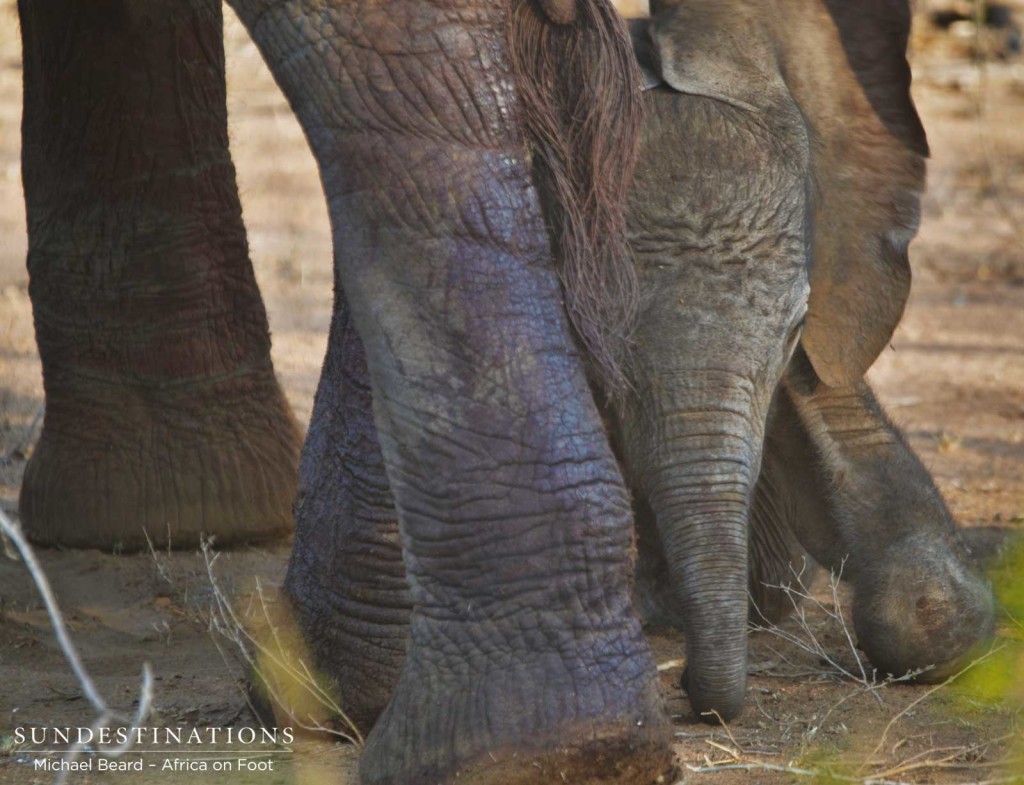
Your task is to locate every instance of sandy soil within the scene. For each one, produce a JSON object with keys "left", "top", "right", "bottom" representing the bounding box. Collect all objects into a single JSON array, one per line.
[{"left": 1, "top": 4, "right": 1022, "bottom": 784}]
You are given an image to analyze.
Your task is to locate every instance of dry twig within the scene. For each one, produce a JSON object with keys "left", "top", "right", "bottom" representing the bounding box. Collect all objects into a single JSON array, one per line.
[
  {"left": 199, "top": 539, "right": 363, "bottom": 746},
  {"left": 750, "top": 561, "right": 931, "bottom": 706},
  {"left": 0, "top": 509, "right": 153, "bottom": 784}
]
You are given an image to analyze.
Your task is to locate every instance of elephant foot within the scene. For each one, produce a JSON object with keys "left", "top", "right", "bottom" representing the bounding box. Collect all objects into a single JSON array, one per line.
[
  {"left": 378, "top": 728, "right": 675, "bottom": 785},
  {"left": 358, "top": 619, "right": 674, "bottom": 785},
  {"left": 853, "top": 535, "right": 995, "bottom": 682},
  {"left": 275, "top": 542, "right": 409, "bottom": 733},
  {"left": 19, "top": 366, "right": 301, "bottom": 550},
  {"left": 264, "top": 296, "right": 410, "bottom": 732},
  {"left": 241, "top": 584, "right": 406, "bottom": 739}
]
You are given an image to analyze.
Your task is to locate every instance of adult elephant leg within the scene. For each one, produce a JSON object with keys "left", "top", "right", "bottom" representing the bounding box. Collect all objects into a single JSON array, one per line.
[
  {"left": 229, "top": 0, "right": 672, "bottom": 782},
  {"left": 280, "top": 289, "right": 408, "bottom": 732},
  {"left": 770, "top": 351, "right": 993, "bottom": 680},
  {"left": 17, "top": 0, "right": 301, "bottom": 549}
]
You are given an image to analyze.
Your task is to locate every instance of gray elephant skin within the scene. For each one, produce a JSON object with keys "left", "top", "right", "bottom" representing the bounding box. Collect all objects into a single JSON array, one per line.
[
  {"left": 614, "top": 0, "right": 993, "bottom": 718},
  {"left": 19, "top": 0, "right": 672, "bottom": 782},
  {"left": 280, "top": 0, "right": 993, "bottom": 761},
  {"left": 15, "top": 0, "right": 993, "bottom": 784}
]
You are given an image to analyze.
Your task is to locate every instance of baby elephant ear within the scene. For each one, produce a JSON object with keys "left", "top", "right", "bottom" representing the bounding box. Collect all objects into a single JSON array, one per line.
[
  {"left": 791, "top": 0, "right": 929, "bottom": 387},
  {"left": 644, "top": 0, "right": 790, "bottom": 112}
]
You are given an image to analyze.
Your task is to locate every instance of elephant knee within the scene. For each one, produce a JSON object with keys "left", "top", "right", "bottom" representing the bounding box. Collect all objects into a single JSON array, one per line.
[{"left": 852, "top": 544, "right": 994, "bottom": 680}]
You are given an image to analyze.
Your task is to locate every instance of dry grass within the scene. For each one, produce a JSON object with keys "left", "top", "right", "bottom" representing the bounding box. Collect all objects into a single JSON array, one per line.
[
  {"left": 665, "top": 560, "right": 1024, "bottom": 785},
  {"left": 199, "top": 540, "right": 363, "bottom": 746}
]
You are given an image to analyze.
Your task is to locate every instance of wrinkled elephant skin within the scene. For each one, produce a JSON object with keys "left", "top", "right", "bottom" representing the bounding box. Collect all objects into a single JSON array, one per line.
[
  {"left": 283, "top": 0, "right": 993, "bottom": 739},
  {"left": 613, "top": 0, "right": 992, "bottom": 719},
  {"left": 18, "top": 0, "right": 302, "bottom": 550},
  {"left": 18, "top": 0, "right": 676, "bottom": 782},
  {"left": 16, "top": 0, "right": 995, "bottom": 780}
]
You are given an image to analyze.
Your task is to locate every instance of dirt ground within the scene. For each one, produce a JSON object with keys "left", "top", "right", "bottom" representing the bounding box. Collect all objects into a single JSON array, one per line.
[{"left": 1, "top": 3, "right": 1023, "bottom": 785}]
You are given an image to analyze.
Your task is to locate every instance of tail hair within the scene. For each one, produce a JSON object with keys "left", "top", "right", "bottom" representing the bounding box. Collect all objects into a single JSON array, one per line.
[{"left": 509, "top": 0, "right": 644, "bottom": 398}]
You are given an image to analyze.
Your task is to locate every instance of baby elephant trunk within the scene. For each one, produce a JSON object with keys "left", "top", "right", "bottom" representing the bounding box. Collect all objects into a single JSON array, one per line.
[{"left": 639, "top": 396, "right": 763, "bottom": 721}]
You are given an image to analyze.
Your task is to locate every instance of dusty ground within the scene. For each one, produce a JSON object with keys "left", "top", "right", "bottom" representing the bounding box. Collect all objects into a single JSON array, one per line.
[{"left": 1, "top": 4, "right": 1023, "bottom": 785}]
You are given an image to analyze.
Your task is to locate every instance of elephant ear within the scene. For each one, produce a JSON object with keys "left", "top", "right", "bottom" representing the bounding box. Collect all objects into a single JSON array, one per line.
[
  {"left": 644, "top": 0, "right": 927, "bottom": 386},
  {"left": 781, "top": 0, "right": 928, "bottom": 386},
  {"left": 644, "top": 1, "right": 791, "bottom": 114}
]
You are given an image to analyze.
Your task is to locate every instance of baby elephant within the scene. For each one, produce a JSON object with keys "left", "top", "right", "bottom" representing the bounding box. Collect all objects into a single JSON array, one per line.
[
  {"left": 631, "top": 351, "right": 995, "bottom": 693},
  {"left": 276, "top": 0, "right": 995, "bottom": 737},
  {"left": 615, "top": 0, "right": 993, "bottom": 719}
]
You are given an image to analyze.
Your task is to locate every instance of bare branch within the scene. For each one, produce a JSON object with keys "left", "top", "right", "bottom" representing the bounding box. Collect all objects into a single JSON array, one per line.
[
  {"left": 199, "top": 539, "right": 363, "bottom": 746},
  {"left": 0, "top": 509, "right": 154, "bottom": 783}
]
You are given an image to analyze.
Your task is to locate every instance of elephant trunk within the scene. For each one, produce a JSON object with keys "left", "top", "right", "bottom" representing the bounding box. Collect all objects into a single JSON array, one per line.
[{"left": 629, "top": 380, "right": 763, "bottom": 721}]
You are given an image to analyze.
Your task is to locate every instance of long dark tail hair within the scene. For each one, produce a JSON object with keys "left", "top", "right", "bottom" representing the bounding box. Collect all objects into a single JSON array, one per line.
[{"left": 509, "top": 0, "right": 644, "bottom": 397}]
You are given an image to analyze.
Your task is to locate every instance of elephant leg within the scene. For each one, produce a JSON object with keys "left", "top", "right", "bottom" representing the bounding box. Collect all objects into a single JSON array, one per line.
[
  {"left": 229, "top": 0, "right": 672, "bottom": 782},
  {"left": 278, "top": 290, "right": 409, "bottom": 733},
  {"left": 17, "top": 0, "right": 301, "bottom": 550},
  {"left": 632, "top": 496, "right": 687, "bottom": 631},
  {"left": 747, "top": 431, "right": 819, "bottom": 627},
  {"left": 768, "top": 351, "right": 993, "bottom": 680},
  {"left": 748, "top": 496, "right": 815, "bottom": 629}
]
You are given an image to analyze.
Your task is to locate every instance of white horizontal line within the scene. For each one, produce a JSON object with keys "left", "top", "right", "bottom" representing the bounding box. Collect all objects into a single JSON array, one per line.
[{"left": 26, "top": 750, "right": 292, "bottom": 755}]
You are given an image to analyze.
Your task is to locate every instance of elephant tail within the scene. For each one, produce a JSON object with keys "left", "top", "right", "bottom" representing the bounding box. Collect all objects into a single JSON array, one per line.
[{"left": 509, "top": 0, "right": 644, "bottom": 398}]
